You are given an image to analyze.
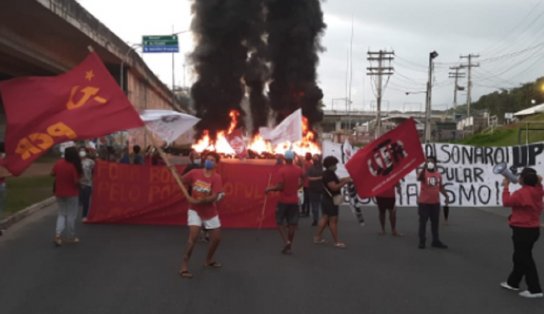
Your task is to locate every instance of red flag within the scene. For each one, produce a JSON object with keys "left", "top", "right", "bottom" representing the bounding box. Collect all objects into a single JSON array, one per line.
[
  {"left": 345, "top": 118, "right": 425, "bottom": 198},
  {"left": 0, "top": 52, "right": 144, "bottom": 175}
]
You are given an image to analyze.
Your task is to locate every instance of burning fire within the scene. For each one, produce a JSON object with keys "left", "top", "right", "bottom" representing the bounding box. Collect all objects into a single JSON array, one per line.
[{"left": 192, "top": 109, "right": 321, "bottom": 157}]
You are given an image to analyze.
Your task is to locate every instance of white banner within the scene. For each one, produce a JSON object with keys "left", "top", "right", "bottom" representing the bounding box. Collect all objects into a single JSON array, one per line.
[
  {"left": 259, "top": 109, "right": 303, "bottom": 145},
  {"left": 140, "top": 109, "right": 199, "bottom": 144},
  {"left": 323, "top": 140, "right": 544, "bottom": 207}
]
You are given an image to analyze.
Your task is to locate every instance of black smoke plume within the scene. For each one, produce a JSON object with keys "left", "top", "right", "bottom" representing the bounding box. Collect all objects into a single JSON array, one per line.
[
  {"left": 191, "top": 0, "right": 251, "bottom": 138},
  {"left": 266, "top": 0, "right": 326, "bottom": 127},
  {"left": 244, "top": 0, "right": 270, "bottom": 134}
]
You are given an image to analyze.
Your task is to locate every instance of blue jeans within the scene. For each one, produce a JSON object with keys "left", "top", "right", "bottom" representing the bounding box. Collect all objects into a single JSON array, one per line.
[
  {"left": 79, "top": 185, "right": 92, "bottom": 218},
  {"left": 56, "top": 196, "right": 78, "bottom": 238}
]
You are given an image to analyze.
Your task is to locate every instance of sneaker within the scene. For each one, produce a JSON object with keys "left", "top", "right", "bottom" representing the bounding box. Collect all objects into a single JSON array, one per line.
[
  {"left": 431, "top": 242, "right": 448, "bottom": 249},
  {"left": 418, "top": 243, "right": 425, "bottom": 249},
  {"left": 500, "top": 282, "right": 519, "bottom": 291},
  {"left": 519, "top": 290, "right": 543, "bottom": 298}
]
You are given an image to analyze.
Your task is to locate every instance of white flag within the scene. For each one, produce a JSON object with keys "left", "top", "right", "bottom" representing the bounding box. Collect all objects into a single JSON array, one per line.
[
  {"left": 259, "top": 109, "right": 303, "bottom": 145},
  {"left": 140, "top": 109, "right": 200, "bottom": 144}
]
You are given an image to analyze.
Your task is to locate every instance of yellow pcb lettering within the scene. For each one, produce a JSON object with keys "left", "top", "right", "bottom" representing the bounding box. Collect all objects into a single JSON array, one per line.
[{"left": 16, "top": 122, "right": 77, "bottom": 160}]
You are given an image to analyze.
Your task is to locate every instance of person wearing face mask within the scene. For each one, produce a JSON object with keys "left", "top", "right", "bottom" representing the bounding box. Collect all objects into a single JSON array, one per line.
[
  {"left": 314, "top": 156, "right": 352, "bottom": 248},
  {"left": 78, "top": 147, "right": 95, "bottom": 222},
  {"left": 182, "top": 150, "right": 203, "bottom": 175},
  {"left": 500, "top": 168, "right": 543, "bottom": 298},
  {"left": 306, "top": 154, "right": 323, "bottom": 226},
  {"left": 179, "top": 152, "right": 224, "bottom": 279},
  {"left": 417, "top": 156, "right": 449, "bottom": 249}
]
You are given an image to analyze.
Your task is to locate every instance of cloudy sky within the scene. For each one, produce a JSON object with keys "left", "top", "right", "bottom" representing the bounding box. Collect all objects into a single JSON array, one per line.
[{"left": 77, "top": 0, "right": 544, "bottom": 113}]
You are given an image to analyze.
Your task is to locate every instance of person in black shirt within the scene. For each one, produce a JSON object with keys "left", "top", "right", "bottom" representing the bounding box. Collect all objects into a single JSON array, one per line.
[
  {"left": 314, "top": 156, "right": 351, "bottom": 248},
  {"left": 306, "top": 154, "right": 323, "bottom": 226}
]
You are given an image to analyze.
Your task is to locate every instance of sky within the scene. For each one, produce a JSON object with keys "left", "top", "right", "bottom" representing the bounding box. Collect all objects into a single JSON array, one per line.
[{"left": 76, "top": 0, "right": 544, "bottom": 114}]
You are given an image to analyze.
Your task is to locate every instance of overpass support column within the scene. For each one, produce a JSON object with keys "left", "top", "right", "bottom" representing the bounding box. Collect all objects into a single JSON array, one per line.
[{"left": 335, "top": 120, "right": 342, "bottom": 132}]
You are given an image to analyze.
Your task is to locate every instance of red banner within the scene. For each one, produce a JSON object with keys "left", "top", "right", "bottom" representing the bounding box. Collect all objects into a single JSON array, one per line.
[
  {"left": 0, "top": 52, "right": 143, "bottom": 175},
  {"left": 87, "top": 160, "right": 280, "bottom": 228},
  {"left": 345, "top": 118, "right": 425, "bottom": 198}
]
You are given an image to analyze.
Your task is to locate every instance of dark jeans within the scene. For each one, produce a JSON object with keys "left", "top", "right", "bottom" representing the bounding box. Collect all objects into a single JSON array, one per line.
[
  {"left": 507, "top": 227, "right": 542, "bottom": 293},
  {"left": 418, "top": 203, "right": 441, "bottom": 245},
  {"left": 79, "top": 185, "right": 92, "bottom": 218},
  {"left": 309, "top": 192, "right": 321, "bottom": 222},
  {"left": 302, "top": 187, "right": 310, "bottom": 214}
]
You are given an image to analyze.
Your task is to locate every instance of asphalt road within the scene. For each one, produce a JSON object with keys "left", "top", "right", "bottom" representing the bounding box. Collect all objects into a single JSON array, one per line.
[{"left": 0, "top": 203, "right": 543, "bottom": 314}]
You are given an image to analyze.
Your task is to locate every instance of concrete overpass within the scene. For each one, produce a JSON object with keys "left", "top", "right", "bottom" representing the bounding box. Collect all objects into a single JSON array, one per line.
[
  {"left": 0, "top": 0, "right": 187, "bottom": 144},
  {"left": 322, "top": 109, "right": 450, "bottom": 132}
]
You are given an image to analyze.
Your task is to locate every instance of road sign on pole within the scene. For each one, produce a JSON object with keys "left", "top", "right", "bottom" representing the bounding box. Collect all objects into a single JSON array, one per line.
[{"left": 142, "top": 35, "right": 179, "bottom": 53}]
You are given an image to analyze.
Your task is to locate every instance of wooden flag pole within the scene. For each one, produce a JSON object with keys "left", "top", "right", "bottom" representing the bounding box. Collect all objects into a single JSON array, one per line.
[{"left": 148, "top": 133, "right": 195, "bottom": 203}]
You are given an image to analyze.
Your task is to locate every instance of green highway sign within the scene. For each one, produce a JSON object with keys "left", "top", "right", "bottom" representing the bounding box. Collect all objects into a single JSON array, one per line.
[{"left": 142, "top": 35, "right": 179, "bottom": 53}]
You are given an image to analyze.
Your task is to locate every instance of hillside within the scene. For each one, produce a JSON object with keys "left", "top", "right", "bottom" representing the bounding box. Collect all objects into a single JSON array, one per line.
[{"left": 457, "top": 113, "right": 544, "bottom": 146}]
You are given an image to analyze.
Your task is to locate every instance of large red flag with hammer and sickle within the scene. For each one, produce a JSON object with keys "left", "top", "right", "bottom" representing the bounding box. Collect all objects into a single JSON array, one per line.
[
  {"left": 345, "top": 118, "right": 425, "bottom": 198},
  {"left": 0, "top": 52, "right": 144, "bottom": 175}
]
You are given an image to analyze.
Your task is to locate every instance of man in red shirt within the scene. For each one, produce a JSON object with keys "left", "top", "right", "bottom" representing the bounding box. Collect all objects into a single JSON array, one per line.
[
  {"left": 179, "top": 152, "right": 224, "bottom": 278},
  {"left": 265, "top": 150, "right": 304, "bottom": 255},
  {"left": 417, "top": 156, "right": 449, "bottom": 249}
]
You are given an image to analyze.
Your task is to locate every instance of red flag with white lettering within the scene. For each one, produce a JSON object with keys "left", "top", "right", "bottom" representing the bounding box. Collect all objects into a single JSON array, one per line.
[
  {"left": 345, "top": 118, "right": 425, "bottom": 198},
  {"left": 0, "top": 52, "right": 144, "bottom": 175}
]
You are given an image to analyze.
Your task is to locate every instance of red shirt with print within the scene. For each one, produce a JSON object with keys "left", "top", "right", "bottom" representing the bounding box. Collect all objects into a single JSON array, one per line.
[
  {"left": 418, "top": 170, "right": 442, "bottom": 204},
  {"left": 277, "top": 164, "right": 304, "bottom": 204},
  {"left": 183, "top": 169, "right": 223, "bottom": 220},
  {"left": 52, "top": 159, "right": 80, "bottom": 197}
]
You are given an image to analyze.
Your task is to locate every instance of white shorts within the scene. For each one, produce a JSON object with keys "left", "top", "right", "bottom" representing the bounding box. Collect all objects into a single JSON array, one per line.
[{"left": 187, "top": 209, "right": 221, "bottom": 229}]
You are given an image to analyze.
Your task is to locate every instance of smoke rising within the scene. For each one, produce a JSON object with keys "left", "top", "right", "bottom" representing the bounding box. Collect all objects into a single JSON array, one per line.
[
  {"left": 266, "top": 0, "right": 326, "bottom": 127},
  {"left": 190, "top": 0, "right": 326, "bottom": 137}
]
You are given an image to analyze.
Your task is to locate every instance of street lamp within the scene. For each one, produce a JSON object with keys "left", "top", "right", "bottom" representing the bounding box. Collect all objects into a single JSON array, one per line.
[{"left": 425, "top": 50, "right": 439, "bottom": 143}]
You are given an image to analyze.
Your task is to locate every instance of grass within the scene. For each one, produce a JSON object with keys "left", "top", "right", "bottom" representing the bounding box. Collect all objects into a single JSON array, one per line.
[
  {"left": 458, "top": 113, "right": 544, "bottom": 146},
  {"left": 1, "top": 175, "right": 54, "bottom": 219}
]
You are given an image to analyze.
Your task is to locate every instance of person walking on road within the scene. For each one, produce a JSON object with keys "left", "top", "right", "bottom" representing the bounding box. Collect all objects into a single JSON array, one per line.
[
  {"left": 79, "top": 147, "right": 95, "bottom": 222},
  {"left": 314, "top": 156, "right": 351, "bottom": 248},
  {"left": 417, "top": 156, "right": 449, "bottom": 249},
  {"left": 376, "top": 183, "right": 401, "bottom": 236},
  {"left": 52, "top": 146, "right": 82, "bottom": 246},
  {"left": 501, "top": 168, "right": 543, "bottom": 298},
  {"left": 265, "top": 150, "right": 304, "bottom": 255},
  {"left": 179, "top": 152, "right": 224, "bottom": 279},
  {"left": 307, "top": 154, "right": 323, "bottom": 226}
]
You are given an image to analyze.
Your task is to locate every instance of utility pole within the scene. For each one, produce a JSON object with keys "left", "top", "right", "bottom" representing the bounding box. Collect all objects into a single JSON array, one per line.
[
  {"left": 367, "top": 50, "right": 394, "bottom": 138},
  {"left": 460, "top": 54, "right": 479, "bottom": 117},
  {"left": 448, "top": 65, "right": 466, "bottom": 118}
]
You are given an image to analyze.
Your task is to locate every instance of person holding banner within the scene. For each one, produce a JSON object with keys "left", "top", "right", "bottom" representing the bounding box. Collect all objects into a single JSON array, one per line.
[
  {"left": 417, "top": 156, "right": 449, "bottom": 249},
  {"left": 51, "top": 147, "right": 82, "bottom": 247},
  {"left": 501, "top": 168, "right": 543, "bottom": 298},
  {"left": 179, "top": 152, "right": 224, "bottom": 279},
  {"left": 314, "top": 156, "right": 352, "bottom": 248},
  {"left": 376, "top": 183, "right": 400, "bottom": 236},
  {"left": 265, "top": 150, "right": 304, "bottom": 255}
]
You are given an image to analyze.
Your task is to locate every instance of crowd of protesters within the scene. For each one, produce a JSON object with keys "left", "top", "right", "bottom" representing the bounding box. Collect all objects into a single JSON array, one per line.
[{"left": 2, "top": 139, "right": 540, "bottom": 298}]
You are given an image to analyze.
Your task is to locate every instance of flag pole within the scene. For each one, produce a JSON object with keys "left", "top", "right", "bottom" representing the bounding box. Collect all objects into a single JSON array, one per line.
[
  {"left": 148, "top": 131, "right": 194, "bottom": 202},
  {"left": 258, "top": 173, "right": 273, "bottom": 229}
]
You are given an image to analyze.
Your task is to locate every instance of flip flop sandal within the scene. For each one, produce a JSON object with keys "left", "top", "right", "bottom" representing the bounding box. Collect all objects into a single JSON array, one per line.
[
  {"left": 313, "top": 238, "right": 326, "bottom": 244},
  {"left": 205, "top": 261, "right": 222, "bottom": 268},
  {"left": 179, "top": 270, "right": 193, "bottom": 278},
  {"left": 334, "top": 242, "right": 347, "bottom": 249}
]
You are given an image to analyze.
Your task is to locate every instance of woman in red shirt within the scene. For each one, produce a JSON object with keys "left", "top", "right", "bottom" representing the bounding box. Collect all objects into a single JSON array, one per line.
[
  {"left": 501, "top": 168, "right": 543, "bottom": 298},
  {"left": 52, "top": 146, "right": 82, "bottom": 247}
]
